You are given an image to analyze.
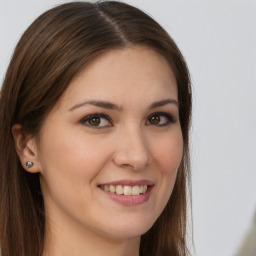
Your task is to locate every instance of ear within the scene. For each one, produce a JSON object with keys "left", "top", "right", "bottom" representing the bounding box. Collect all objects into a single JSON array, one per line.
[{"left": 12, "top": 124, "right": 41, "bottom": 173}]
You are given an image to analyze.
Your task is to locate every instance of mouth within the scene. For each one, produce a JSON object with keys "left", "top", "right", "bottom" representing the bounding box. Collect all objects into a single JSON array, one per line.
[
  {"left": 99, "top": 184, "right": 149, "bottom": 196},
  {"left": 97, "top": 180, "right": 154, "bottom": 205}
]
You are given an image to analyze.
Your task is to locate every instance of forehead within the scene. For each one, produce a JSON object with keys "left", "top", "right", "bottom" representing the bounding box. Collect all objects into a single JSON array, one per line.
[{"left": 57, "top": 46, "right": 178, "bottom": 110}]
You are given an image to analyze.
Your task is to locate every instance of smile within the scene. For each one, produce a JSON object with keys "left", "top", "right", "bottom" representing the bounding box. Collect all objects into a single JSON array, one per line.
[
  {"left": 99, "top": 184, "right": 148, "bottom": 196},
  {"left": 98, "top": 180, "right": 154, "bottom": 206}
]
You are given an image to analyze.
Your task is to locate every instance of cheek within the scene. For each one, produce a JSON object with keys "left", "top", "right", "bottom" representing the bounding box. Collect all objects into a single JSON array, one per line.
[
  {"left": 39, "top": 125, "right": 110, "bottom": 175},
  {"left": 38, "top": 127, "right": 114, "bottom": 215},
  {"left": 152, "top": 130, "right": 183, "bottom": 176},
  {"left": 150, "top": 130, "right": 183, "bottom": 203},
  {"left": 37, "top": 126, "right": 114, "bottom": 206}
]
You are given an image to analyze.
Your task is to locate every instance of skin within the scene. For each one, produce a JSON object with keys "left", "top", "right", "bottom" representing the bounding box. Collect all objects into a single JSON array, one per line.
[{"left": 13, "top": 46, "right": 183, "bottom": 256}]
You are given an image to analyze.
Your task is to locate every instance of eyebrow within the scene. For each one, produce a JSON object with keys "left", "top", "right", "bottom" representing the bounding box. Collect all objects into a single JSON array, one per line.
[
  {"left": 148, "top": 99, "right": 179, "bottom": 109},
  {"left": 69, "top": 100, "right": 122, "bottom": 111},
  {"left": 69, "top": 98, "right": 178, "bottom": 111}
]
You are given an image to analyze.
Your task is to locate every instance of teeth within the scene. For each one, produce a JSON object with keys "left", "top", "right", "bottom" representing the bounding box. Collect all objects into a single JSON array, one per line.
[
  {"left": 116, "top": 185, "right": 124, "bottom": 195},
  {"left": 132, "top": 185, "right": 140, "bottom": 196},
  {"left": 109, "top": 185, "right": 116, "bottom": 193},
  {"left": 104, "top": 185, "right": 110, "bottom": 192},
  {"left": 102, "top": 185, "right": 148, "bottom": 196},
  {"left": 124, "top": 186, "right": 132, "bottom": 195}
]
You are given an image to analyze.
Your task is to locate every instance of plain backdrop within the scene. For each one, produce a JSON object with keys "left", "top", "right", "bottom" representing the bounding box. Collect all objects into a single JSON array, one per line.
[{"left": 0, "top": 1, "right": 255, "bottom": 255}]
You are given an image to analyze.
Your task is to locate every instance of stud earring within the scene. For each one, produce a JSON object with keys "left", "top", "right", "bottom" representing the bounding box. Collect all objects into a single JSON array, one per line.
[{"left": 26, "top": 161, "right": 34, "bottom": 169}]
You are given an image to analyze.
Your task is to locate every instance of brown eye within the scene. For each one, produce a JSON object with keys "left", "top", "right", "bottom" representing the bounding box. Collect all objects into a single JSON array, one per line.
[
  {"left": 88, "top": 117, "right": 101, "bottom": 126},
  {"left": 146, "top": 113, "right": 175, "bottom": 126},
  {"left": 149, "top": 115, "right": 160, "bottom": 125},
  {"left": 81, "top": 114, "right": 112, "bottom": 128}
]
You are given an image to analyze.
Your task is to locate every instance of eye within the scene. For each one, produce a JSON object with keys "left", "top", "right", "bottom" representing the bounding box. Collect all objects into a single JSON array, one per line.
[
  {"left": 80, "top": 114, "right": 112, "bottom": 128},
  {"left": 146, "top": 112, "right": 175, "bottom": 126}
]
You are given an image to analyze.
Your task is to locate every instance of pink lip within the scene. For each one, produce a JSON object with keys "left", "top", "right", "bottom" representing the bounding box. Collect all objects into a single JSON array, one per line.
[
  {"left": 98, "top": 180, "right": 154, "bottom": 206},
  {"left": 99, "top": 179, "right": 154, "bottom": 186}
]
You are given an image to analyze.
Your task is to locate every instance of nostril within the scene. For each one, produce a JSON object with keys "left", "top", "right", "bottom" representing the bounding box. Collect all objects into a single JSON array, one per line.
[{"left": 112, "top": 147, "right": 150, "bottom": 170}]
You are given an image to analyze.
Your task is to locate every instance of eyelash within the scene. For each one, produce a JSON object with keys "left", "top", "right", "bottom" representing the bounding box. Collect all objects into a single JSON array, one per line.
[
  {"left": 80, "top": 112, "right": 176, "bottom": 129},
  {"left": 80, "top": 114, "right": 113, "bottom": 128},
  {"left": 146, "top": 112, "right": 176, "bottom": 127}
]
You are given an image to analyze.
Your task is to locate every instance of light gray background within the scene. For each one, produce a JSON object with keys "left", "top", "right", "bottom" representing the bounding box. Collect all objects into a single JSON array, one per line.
[{"left": 0, "top": 1, "right": 255, "bottom": 255}]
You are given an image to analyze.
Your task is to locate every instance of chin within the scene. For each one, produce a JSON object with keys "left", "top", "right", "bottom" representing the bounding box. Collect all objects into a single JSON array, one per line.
[{"left": 98, "top": 214, "right": 156, "bottom": 240}]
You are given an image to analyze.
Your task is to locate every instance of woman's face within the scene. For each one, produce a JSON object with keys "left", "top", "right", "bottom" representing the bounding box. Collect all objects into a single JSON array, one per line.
[{"left": 36, "top": 46, "right": 183, "bottom": 242}]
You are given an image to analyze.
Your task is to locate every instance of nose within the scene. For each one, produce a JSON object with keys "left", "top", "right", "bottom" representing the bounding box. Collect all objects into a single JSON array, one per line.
[{"left": 113, "top": 126, "right": 150, "bottom": 171}]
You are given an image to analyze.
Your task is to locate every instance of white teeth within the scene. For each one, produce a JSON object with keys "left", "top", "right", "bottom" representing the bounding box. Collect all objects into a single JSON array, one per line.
[
  {"left": 132, "top": 185, "right": 140, "bottom": 196},
  {"left": 109, "top": 185, "right": 116, "bottom": 193},
  {"left": 123, "top": 186, "right": 132, "bottom": 196},
  {"left": 102, "top": 185, "right": 148, "bottom": 196},
  {"left": 116, "top": 185, "right": 124, "bottom": 195}
]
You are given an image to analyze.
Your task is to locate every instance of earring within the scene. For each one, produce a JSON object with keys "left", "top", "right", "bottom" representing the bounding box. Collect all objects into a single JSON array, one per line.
[{"left": 26, "top": 161, "right": 34, "bottom": 169}]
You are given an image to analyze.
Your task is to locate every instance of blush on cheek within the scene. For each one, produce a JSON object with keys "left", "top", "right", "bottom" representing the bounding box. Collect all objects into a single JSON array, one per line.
[{"left": 158, "top": 143, "right": 183, "bottom": 174}]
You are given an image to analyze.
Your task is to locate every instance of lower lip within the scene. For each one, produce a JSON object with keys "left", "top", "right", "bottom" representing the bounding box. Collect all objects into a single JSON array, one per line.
[{"left": 100, "top": 186, "right": 153, "bottom": 206}]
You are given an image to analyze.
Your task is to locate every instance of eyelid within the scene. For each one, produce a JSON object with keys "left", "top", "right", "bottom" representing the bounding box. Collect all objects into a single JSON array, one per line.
[
  {"left": 79, "top": 112, "right": 176, "bottom": 129},
  {"left": 80, "top": 113, "right": 113, "bottom": 128},
  {"left": 146, "top": 112, "right": 176, "bottom": 126}
]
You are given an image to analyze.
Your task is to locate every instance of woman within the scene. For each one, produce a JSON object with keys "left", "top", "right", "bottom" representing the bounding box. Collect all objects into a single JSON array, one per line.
[{"left": 0, "top": 1, "right": 192, "bottom": 256}]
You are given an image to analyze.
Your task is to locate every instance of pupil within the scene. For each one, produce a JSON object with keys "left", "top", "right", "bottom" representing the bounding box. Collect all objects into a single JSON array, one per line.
[
  {"left": 89, "top": 117, "right": 100, "bottom": 126},
  {"left": 151, "top": 115, "right": 160, "bottom": 124}
]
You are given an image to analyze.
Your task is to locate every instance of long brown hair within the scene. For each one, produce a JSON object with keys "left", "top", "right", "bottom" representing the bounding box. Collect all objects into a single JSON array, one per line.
[{"left": 0, "top": 1, "right": 192, "bottom": 255}]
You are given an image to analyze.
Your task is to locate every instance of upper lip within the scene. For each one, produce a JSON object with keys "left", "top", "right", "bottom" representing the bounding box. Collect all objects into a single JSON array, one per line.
[{"left": 98, "top": 179, "right": 154, "bottom": 186}]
